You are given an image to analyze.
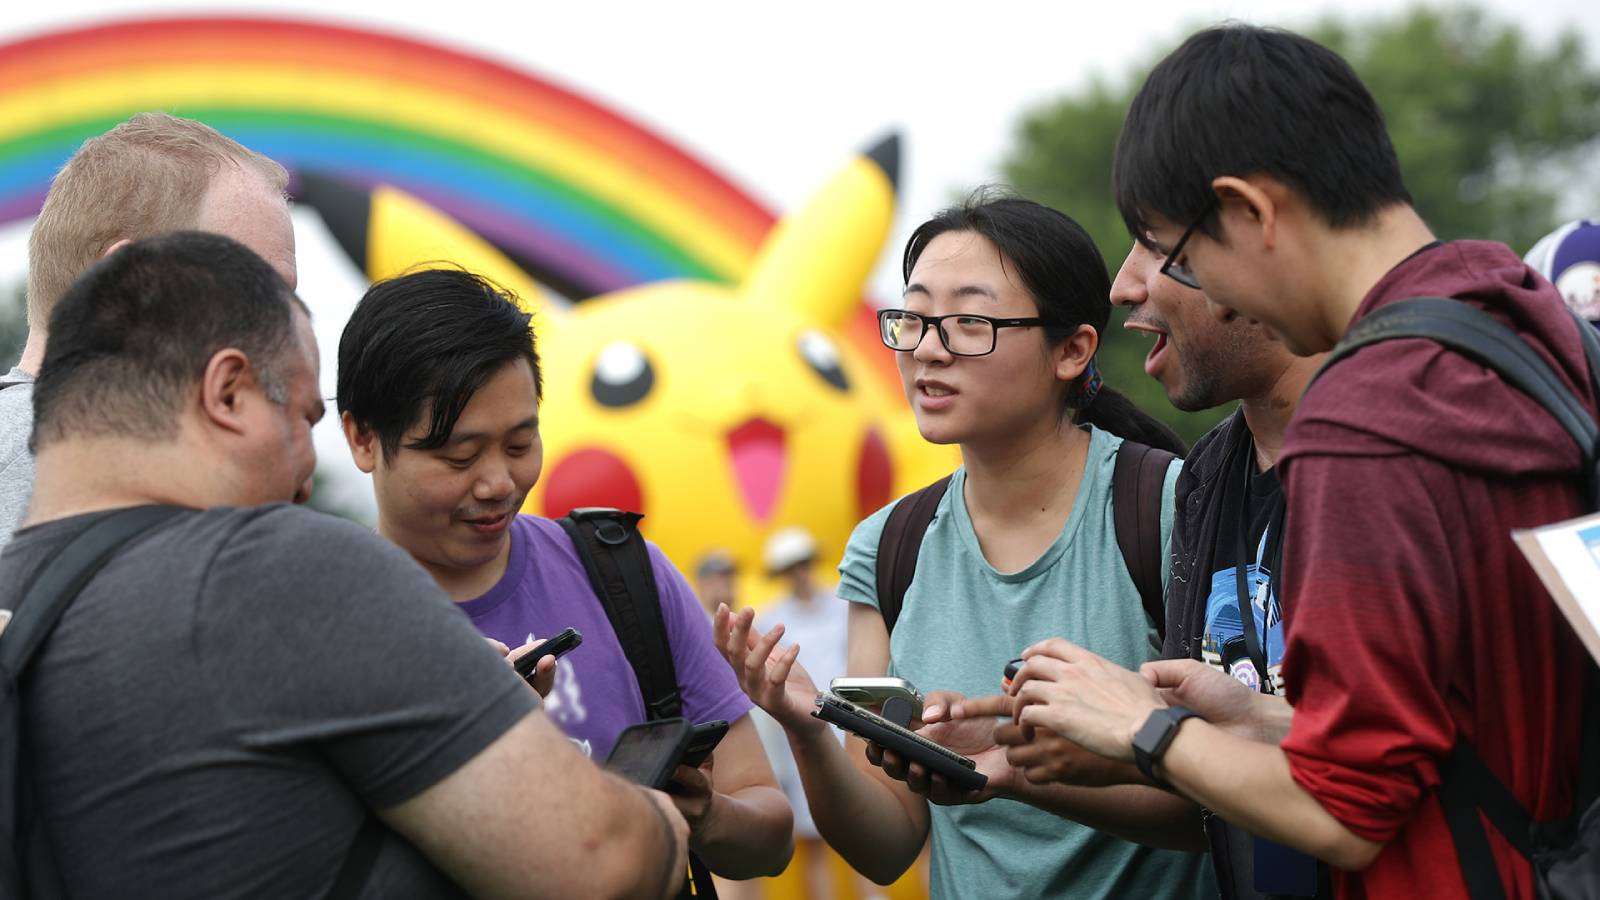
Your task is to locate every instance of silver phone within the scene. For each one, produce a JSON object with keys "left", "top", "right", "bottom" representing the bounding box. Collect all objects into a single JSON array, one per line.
[{"left": 829, "top": 676, "right": 924, "bottom": 720}]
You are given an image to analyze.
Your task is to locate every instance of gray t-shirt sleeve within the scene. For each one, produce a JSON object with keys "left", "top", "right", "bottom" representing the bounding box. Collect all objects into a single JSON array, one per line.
[
  {"left": 0, "top": 377, "right": 37, "bottom": 550},
  {"left": 196, "top": 506, "right": 539, "bottom": 808}
]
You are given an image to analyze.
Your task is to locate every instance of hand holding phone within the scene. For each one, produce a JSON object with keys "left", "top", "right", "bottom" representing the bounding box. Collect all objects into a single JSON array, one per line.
[
  {"left": 604, "top": 718, "right": 694, "bottom": 790},
  {"left": 813, "top": 693, "right": 987, "bottom": 793},
  {"left": 512, "top": 627, "right": 583, "bottom": 686},
  {"left": 829, "top": 676, "right": 925, "bottom": 722},
  {"left": 1002, "top": 658, "right": 1025, "bottom": 689}
]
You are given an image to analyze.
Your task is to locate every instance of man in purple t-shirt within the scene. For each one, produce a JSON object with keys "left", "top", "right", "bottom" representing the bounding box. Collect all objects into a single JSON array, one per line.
[{"left": 335, "top": 268, "right": 794, "bottom": 882}]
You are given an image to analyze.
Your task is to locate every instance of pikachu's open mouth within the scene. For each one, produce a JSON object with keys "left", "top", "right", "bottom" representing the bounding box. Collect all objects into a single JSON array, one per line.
[{"left": 728, "top": 418, "right": 786, "bottom": 523}]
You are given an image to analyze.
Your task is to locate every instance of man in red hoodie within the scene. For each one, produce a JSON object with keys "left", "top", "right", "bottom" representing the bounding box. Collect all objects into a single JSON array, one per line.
[{"left": 998, "top": 24, "right": 1593, "bottom": 900}]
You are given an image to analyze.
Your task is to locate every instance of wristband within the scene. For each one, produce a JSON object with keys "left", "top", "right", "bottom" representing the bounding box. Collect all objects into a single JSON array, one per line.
[{"left": 1131, "top": 706, "right": 1200, "bottom": 789}]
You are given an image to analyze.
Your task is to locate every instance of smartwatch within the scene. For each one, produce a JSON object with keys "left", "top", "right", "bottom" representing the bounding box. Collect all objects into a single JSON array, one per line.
[{"left": 1132, "top": 706, "right": 1201, "bottom": 788}]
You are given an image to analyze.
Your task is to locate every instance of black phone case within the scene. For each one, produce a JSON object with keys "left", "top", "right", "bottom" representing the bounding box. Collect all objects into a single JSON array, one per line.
[
  {"left": 814, "top": 696, "right": 988, "bottom": 793},
  {"left": 679, "top": 720, "right": 729, "bottom": 768},
  {"left": 514, "top": 629, "right": 582, "bottom": 680},
  {"left": 605, "top": 719, "right": 694, "bottom": 790}
]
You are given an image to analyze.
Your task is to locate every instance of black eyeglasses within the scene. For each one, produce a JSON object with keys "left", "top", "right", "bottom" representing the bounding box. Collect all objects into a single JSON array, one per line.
[
  {"left": 1158, "top": 200, "right": 1217, "bottom": 290},
  {"left": 877, "top": 309, "right": 1045, "bottom": 357}
]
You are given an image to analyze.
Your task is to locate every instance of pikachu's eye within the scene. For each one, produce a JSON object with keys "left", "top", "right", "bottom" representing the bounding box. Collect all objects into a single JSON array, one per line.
[
  {"left": 798, "top": 330, "right": 849, "bottom": 392},
  {"left": 592, "top": 341, "right": 654, "bottom": 408}
]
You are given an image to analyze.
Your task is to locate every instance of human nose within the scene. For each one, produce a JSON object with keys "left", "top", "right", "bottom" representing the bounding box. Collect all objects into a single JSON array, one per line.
[
  {"left": 474, "top": 456, "right": 516, "bottom": 501},
  {"left": 911, "top": 319, "right": 953, "bottom": 363},
  {"left": 1110, "top": 258, "right": 1147, "bottom": 309}
]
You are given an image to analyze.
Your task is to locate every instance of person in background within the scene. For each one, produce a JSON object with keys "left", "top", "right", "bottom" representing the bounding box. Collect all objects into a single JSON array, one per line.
[
  {"left": 755, "top": 526, "right": 876, "bottom": 900},
  {"left": 1525, "top": 218, "right": 1600, "bottom": 324},
  {"left": 0, "top": 112, "right": 298, "bottom": 549},
  {"left": 695, "top": 550, "right": 741, "bottom": 620}
]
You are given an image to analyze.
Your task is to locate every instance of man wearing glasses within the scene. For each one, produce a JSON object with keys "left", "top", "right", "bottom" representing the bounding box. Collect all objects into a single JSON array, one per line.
[{"left": 995, "top": 24, "right": 1596, "bottom": 900}]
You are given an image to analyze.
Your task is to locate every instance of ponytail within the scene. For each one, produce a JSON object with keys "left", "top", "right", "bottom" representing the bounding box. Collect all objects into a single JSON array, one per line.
[{"left": 1075, "top": 384, "right": 1187, "bottom": 455}]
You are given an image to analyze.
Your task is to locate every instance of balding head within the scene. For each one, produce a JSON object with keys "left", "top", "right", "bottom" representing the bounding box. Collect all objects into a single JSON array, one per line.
[{"left": 26, "top": 112, "right": 293, "bottom": 330}]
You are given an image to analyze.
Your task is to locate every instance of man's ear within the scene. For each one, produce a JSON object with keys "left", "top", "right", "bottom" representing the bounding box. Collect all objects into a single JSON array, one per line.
[
  {"left": 1212, "top": 175, "right": 1279, "bottom": 252},
  {"left": 342, "top": 411, "right": 380, "bottom": 474},
  {"left": 99, "top": 238, "right": 132, "bottom": 261},
  {"left": 1053, "top": 323, "right": 1100, "bottom": 384},
  {"left": 197, "top": 348, "right": 254, "bottom": 435}
]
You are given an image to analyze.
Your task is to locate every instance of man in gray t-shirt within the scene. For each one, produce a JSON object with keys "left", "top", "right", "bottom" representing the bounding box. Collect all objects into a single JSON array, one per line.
[
  {"left": 0, "top": 367, "right": 32, "bottom": 545},
  {"left": 6, "top": 504, "right": 532, "bottom": 897}
]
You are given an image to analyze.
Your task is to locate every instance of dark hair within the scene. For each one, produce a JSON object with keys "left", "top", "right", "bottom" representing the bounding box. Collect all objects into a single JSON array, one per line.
[
  {"left": 902, "top": 193, "right": 1185, "bottom": 455},
  {"left": 32, "top": 230, "right": 298, "bottom": 450},
  {"left": 337, "top": 268, "right": 541, "bottom": 459},
  {"left": 1113, "top": 24, "right": 1411, "bottom": 240}
]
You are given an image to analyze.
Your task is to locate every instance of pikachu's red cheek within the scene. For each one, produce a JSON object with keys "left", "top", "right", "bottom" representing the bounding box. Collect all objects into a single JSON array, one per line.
[
  {"left": 541, "top": 448, "right": 645, "bottom": 517},
  {"left": 857, "top": 427, "right": 893, "bottom": 519}
]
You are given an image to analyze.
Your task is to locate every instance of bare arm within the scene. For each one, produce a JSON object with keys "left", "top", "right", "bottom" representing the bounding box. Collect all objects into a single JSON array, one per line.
[
  {"left": 1009, "top": 642, "right": 1381, "bottom": 871},
  {"left": 1159, "top": 721, "right": 1380, "bottom": 870},
  {"left": 380, "top": 710, "right": 689, "bottom": 899},
  {"left": 669, "top": 715, "right": 795, "bottom": 878},
  {"left": 713, "top": 603, "right": 931, "bottom": 885}
]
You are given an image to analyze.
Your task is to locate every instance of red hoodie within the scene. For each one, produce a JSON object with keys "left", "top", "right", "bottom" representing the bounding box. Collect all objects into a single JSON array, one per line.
[{"left": 1277, "top": 241, "right": 1593, "bottom": 900}]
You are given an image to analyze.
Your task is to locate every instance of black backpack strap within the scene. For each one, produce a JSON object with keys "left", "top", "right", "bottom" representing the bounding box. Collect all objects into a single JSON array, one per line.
[
  {"left": 557, "top": 510, "right": 720, "bottom": 900},
  {"left": 325, "top": 815, "right": 384, "bottom": 900},
  {"left": 558, "top": 509, "right": 680, "bottom": 719},
  {"left": 1113, "top": 440, "right": 1177, "bottom": 644},
  {"left": 1315, "top": 298, "right": 1600, "bottom": 494},
  {"left": 1, "top": 505, "right": 182, "bottom": 677},
  {"left": 2, "top": 505, "right": 182, "bottom": 899},
  {"left": 873, "top": 477, "right": 951, "bottom": 637}
]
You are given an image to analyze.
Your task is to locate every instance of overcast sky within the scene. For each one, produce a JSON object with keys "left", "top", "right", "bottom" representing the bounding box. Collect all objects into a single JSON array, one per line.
[{"left": 3, "top": 0, "right": 1596, "bottom": 515}]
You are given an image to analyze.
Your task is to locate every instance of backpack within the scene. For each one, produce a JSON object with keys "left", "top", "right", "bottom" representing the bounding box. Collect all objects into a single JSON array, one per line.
[
  {"left": 1313, "top": 296, "right": 1600, "bottom": 900},
  {"left": 874, "top": 439, "right": 1178, "bottom": 645},
  {"left": 558, "top": 508, "right": 718, "bottom": 900}
]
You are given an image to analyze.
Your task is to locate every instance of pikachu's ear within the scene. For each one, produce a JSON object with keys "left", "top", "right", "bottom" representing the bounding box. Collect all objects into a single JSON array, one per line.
[
  {"left": 296, "top": 171, "right": 558, "bottom": 318},
  {"left": 741, "top": 134, "right": 899, "bottom": 328}
]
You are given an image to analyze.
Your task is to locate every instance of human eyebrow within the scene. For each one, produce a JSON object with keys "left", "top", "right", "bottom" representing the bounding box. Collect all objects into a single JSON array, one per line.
[{"left": 952, "top": 285, "right": 999, "bottom": 301}]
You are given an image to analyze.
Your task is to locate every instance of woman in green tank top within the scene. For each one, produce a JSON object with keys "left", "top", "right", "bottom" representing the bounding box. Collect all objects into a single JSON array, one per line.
[{"left": 713, "top": 196, "right": 1218, "bottom": 899}]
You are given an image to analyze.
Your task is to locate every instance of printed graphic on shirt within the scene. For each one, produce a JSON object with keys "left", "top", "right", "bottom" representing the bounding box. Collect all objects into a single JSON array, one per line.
[
  {"left": 1582, "top": 523, "right": 1600, "bottom": 570},
  {"left": 1201, "top": 563, "right": 1285, "bottom": 694},
  {"left": 527, "top": 630, "right": 592, "bottom": 756}
]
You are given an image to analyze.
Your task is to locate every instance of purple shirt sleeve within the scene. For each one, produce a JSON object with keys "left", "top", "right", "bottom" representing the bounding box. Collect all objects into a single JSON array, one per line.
[{"left": 648, "top": 541, "right": 754, "bottom": 727}]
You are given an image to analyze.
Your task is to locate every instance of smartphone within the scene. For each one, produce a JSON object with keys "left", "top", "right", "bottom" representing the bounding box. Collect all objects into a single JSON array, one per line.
[
  {"left": 829, "top": 676, "right": 924, "bottom": 720},
  {"left": 813, "top": 694, "right": 987, "bottom": 793},
  {"left": 603, "top": 718, "right": 693, "bottom": 790},
  {"left": 679, "top": 720, "right": 730, "bottom": 768},
  {"left": 512, "top": 627, "right": 583, "bottom": 684}
]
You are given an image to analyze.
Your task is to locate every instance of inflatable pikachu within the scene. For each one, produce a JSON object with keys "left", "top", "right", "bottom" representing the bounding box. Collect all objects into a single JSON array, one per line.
[{"left": 297, "top": 136, "right": 958, "bottom": 603}]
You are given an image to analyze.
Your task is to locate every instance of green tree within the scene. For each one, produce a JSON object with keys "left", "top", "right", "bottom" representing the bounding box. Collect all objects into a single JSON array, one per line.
[
  {"left": 1001, "top": 5, "right": 1600, "bottom": 446},
  {"left": 1, "top": 281, "right": 25, "bottom": 368}
]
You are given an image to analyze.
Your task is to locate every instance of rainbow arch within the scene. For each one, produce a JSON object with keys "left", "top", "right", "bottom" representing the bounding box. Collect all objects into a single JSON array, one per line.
[{"left": 0, "top": 16, "right": 783, "bottom": 300}]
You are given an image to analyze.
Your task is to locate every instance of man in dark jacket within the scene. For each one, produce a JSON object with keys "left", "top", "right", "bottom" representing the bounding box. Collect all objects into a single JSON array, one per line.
[{"left": 1113, "top": 240, "right": 1326, "bottom": 899}]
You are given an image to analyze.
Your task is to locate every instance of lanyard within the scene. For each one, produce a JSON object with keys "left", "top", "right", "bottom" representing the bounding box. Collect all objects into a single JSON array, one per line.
[{"left": 1231, "top": 439, "right": 1284, "bottom": 694}]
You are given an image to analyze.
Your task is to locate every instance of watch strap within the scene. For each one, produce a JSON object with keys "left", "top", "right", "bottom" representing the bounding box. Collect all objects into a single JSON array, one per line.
[{"left": 1133, "top": 706, "right": 1201, "bottom": 788}]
